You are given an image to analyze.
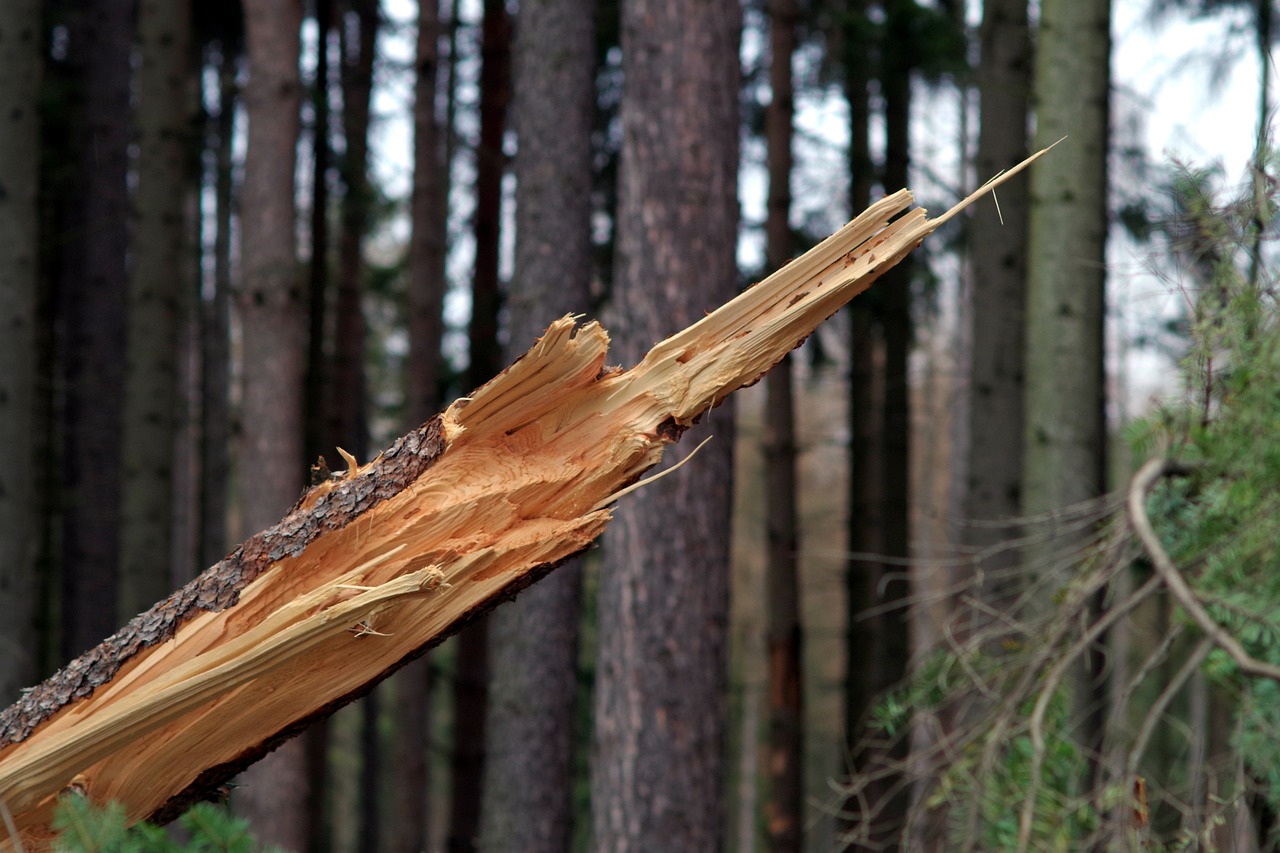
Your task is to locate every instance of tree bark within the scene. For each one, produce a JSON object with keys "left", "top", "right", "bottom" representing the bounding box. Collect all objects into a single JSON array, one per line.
[
  {"left": 337, "top": 3, "right": 378, "bottom": 849},
  {"left": 199, "top": 44, "right": 238, "bottom": 572},
  {"left": 1022, "top": 0, "right": 1111, "bottom": 796},
  {"left": 589, "top": 0, "right": 741, "bottom": 850},
  {"left": 449, "top": 2, "right": 511, "bottom": 849},
  {"left": 57, "top": 0, "right": 135, "bottom": 662},
  {"left": 478, "top": 0, "right": 595, "bottom": 849},
  {"left": 965, "top": 0, "right": 1031, "bottom": 588},
  {"left": 392, "top": 2, "right": 450, "bottom": 851},
  {"left": 122, "top": 0, "right": 196, "bottom": 620},
  {"left": 234, "top": 0, "right": 308, "bottom": 848},
  {"left": 0, "top": 0, "right": 41, "bottom": 706},
  {"left": 0, "top": 155, "right": 1045, "bottom": 852},
  {"left": 763, "top": 0, "right": 803, "bottom": 848}
]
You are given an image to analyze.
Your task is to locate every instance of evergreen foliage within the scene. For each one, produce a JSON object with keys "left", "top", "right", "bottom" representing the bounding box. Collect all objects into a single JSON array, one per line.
[{"left": 51, "top": 797, "right": 274, "bottom": 853}]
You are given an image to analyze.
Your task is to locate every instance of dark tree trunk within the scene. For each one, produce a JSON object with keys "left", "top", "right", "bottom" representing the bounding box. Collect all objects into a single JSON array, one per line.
[
  {"left": 449, "top": 1, "right": 510, "bottom": 850},
  {"left": 478, "top": 0, "right": 596, "bottom": 848},
  {"left": 121, "top": 0, "right": 195, "bottom": 619},
  {"left": 844, "top": 3, "right": 913, "bottom": 847},
  {"left": 392, "top": 2, "right": 449, "bottom": 851},
  {"left": 57, "top": 0, "right": 135, "bottom": 660},
  {"left": 234, "top": 0, "right": 309, "bottom": 847},
  {"left": 763, "top": 0, "right": 803, "bottom": 848},
  {"left": 589, "top": 0, "right": 741, "bottom": 850},
  {"left": 0, "top": 0, "right": 42, "bottom": 705},
  {"left": 306, "top": 0, "right": 335, "bottom": 468},
  {"left": 965, "top": 0, "right": 1031, "bottom": 598},
  {"left": 338, "top": 3, "right": 378, "bottom": 850},
  {"left": 199, "top": 42, "right": 239, "bottom": 573}
]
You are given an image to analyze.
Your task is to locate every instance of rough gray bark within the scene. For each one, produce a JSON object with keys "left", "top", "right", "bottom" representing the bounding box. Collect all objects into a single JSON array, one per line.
[
  {"left": 965, "top": 0, "right": 1031, "bottom": 577},
  {"left": 0, "top": 0, "right": 41, "bottom": 705},
  {"left": 121, "top": 0, "right": 195, "bottom": 620},
  {"left": 589, "top": 0, "right": 741, "bottom": 849},
  {"left": 478, "top": 0, "right": 595, "bottom": 849},
  {"left": 234, "top": 0, "right": 309, "bottom": 847},
  {"left": 1022, "top": 0, "right": 1112, "bottom": 797}
]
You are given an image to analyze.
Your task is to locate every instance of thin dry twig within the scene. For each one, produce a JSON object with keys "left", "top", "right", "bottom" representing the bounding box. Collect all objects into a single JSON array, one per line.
[{"left": 1128, "top": 457, "right": 1280, "bottom": 683}]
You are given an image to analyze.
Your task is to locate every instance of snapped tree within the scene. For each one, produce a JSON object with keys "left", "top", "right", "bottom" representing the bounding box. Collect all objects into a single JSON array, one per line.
[{"left": 0, "top": 152, "right": 1047, "bottom": 849}]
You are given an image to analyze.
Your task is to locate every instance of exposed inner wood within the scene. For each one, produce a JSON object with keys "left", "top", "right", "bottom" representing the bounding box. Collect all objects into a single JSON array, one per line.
[{"left": 0, "top": 150, "right": 1046, "bottom": 849}]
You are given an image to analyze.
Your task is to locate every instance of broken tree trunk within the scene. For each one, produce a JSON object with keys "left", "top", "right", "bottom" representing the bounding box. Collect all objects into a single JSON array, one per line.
[{"left": 0, "top": 152, "right": 1046, "bottom": 848}]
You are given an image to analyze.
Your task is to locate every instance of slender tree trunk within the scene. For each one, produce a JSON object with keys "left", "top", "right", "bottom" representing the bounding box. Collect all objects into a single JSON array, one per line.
[
  {"left": 479, "top": 0, "right": 595, "bottom": 849},
  {"left": 0, "top": 0, "right": 41, "bottom": 705},
  {"left": 334, "top": 0, "right": 374, "bottom": 463},
  {"left": 392, "top": 1, "right": 449, "bottom": 850},
  {"left": 845, "top": 4, "right": 914, "bottom": 847},
  {"left": 590, "top": 0, "right": 741, "bottom": 850},
  {"left": 306, "top": 0, "right": 334, "bottom": 468},
  {"left": 842, "top": 2, "right": 880, "bottom": 776},
  {"left": 1022, "top": 0, "right": 1111, "bottom": 794},
  {"left": 200, "top": 47, "right": 237, "bottom": 572},
  {"left": 763, "top": 0, "right": 803, "bottom": 848},
  {"left": 57, "top": 0, "right": 135, "bottom": 660},
  {"left": 234, "top": 1, "right": 309, "bottom": 847},
  {"left": 449, "top": 2, "right": 510, "bottom": 850},
  {"left": 337, "top": 3, "right": 379, "bottom": 850},
  {"left": 121, "top": 0, "right": 195, "bottom": 620},
  {"left": 302, "top": 12, "right": 337, "bottom": 849},
  {"left": 965, "top": 0, "right": 1031, "bottom": 598}
]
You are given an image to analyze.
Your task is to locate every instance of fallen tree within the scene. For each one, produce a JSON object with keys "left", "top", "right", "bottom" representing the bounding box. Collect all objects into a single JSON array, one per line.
[{"left": 0, "top": 151, "right": 1047, "bottom": 848}]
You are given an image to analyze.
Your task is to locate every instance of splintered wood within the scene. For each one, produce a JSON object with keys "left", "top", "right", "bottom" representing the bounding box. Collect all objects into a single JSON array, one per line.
[{"left": 0, "top": 149, "right": 1048, "bottom": 848}]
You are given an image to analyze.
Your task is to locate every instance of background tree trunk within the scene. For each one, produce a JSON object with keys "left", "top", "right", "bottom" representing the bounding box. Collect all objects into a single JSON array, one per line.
[
  {"left": 199, "top": 34, "right": 240, "bottom": 574},
  {"left": 479, "top": 0, "right": 595, "bottom": 849},
  {"left": 965, "top": 0, "right": 1031, "bottom": 597},
  {"left": 56, "top": 0, "right": 135, "bottom": 661},
  {"left": 763, "top": 0, "right": 804, "bottom": 848},
  {"left": 1022, "top": 0, "right": 1111, "bottom": 792},
  {"left": 589, "top": 0, "right": 741, "bottom": 849},
  {"left": 337, "top": 3, "right": 378, "bottom": 849},
  {"left": 233, "top": 0, "right": 309, "bottom": 847},
  {"left": 449, "top": 1, "right": 510, "bottom": 849},
  {"left": 0, "top": 0, "right": 41, "bottom": 705},
  {"left": 392, "top": 1, "right": 449, "bottom": 849},
  {"left": 121, "top": 0, "right": 195, "bottom": 620}
]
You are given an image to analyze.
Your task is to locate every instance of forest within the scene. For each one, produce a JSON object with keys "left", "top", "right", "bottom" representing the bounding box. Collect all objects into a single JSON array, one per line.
[{"left": 1, "top": 0, "right": 1278, "bottom": 850}]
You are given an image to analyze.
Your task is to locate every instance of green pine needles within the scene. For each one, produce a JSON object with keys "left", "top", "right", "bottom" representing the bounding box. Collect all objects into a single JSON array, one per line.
[{"left": 50, "top": 797, "right": 274, "bottom": 853}]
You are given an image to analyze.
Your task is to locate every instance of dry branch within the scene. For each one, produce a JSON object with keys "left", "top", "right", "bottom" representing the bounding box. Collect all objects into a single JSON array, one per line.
[{"left": 0, "top": 150, "right": 1049, "bottom": 848}]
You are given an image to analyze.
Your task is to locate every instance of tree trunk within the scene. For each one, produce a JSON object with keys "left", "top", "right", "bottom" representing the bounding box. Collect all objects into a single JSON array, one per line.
[
  {"left": 763, "top": 0, "right": 803, "bottom": 848},
  {"left": 449, "top": 2, "right": 511, "bottom": 849},
  {"left": 478, "top": 0, "right": 595, "bottom": 850},
  {"left": 306, "top": 0, "right": 334, "bottom": 468},
  {"left": 57, "top": 0, "right": 135, "bottom": 662},
  {"left": 199, "top": 45, "right": 238, "bottom": 572},
  {"left": 338, "top": 3, "right": 378, "bottom": 849},
  {"left": 843, "top": 5, "right": 919, "bottom": 847},
  {"left": 121, "top": 0, "right": 195, "bottom": 620},
  {"left": 589, "top": 0, "right": 741, "bottom": 850},
  {"left": 965, "top": 0, "right": 1031, "bottom": 594},
  {"left": 1022, "top": 0, "right": 1111, "bottom": 795},
  {"left": 393, "top": 1, "right": 450, "bottom": 850},
  {"left": 0, "top": 158, "right": 1044, "bottom": 850},
  {"left": 234, "top": 0, "right": 309, "bottom": 847},
  {"left": 0, "top": 0, "right": 41, "bottom": 706}
]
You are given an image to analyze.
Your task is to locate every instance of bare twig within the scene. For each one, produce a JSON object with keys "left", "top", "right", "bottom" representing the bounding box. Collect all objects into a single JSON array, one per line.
[{"left": 1128, "top": 457, "right": 1280, "bottom": 683}]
